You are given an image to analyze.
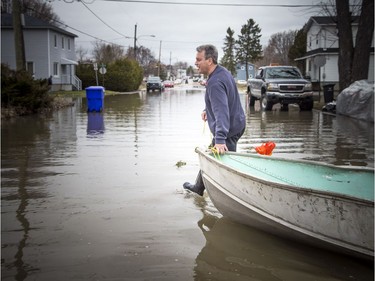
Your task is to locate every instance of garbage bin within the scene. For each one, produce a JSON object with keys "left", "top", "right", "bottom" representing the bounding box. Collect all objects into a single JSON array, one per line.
[
  {"left": 86, "top": 86, "right": 105, "bottom": 112},
  {"left": 323, "top": 84, "right": 335, "bottom": 103}
]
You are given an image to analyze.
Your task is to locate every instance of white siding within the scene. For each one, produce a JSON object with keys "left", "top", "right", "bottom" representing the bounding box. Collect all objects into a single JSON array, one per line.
[
  {"left": 24, "top": 30, "right": 49, "bottom": 79},
  {"left": 307, "top": 25, "right": 321, "bottom": 52},
  {"left": 1, "top": 30, "right": 16, "bottom": 69},
  {"left": 306, "top": 19, "right": 374, "bottom": 86},
  {"left": 321, "top": 55, "right": 339, "bottom": 82},
  {"left": 1, "top": 24, "right": 76, "bottom": 83}
]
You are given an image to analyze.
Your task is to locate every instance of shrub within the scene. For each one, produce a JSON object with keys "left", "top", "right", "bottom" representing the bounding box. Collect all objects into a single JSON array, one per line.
[
  {"left": 77, "top": 59, "right": 143, "bottom": 92},
  {"left": 76, "top": 63, "right": 97, "bottom": 89},
  {"left": 1, "top": 64, "right": 53, "bottom": 114}
]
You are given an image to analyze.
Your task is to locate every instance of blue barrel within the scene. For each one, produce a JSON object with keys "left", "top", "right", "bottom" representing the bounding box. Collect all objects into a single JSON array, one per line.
[{"left": 85, "top": 86, "right": 105, "bottom": 112}]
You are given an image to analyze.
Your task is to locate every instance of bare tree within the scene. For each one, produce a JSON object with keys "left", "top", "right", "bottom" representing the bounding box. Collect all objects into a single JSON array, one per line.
[
  {"left": 256, "top": 45, "right": 276, "bottom": 67},
  {"left": 311, "top": 0, "right": 374, "bottom": 90},
  {"left": 76, "top": 46, "right": 89, "bottom": 63},
  {"left": 255, "top": 30, "right": 299, "bottom": 67},
  {"left": 268, "top": 30, "right": 298, "bottom": 65},
  {"left": 22, "top": 0, "right": 62, "bottom": 26},
  {"left": 350, "top": 0, "right": 373, "bottom": 85},
  {"left": 125, "top": 45, "right": 157, "bottom": 77},
  {"left": 92, "top": 41, "right": 125, "bottom": 65}
]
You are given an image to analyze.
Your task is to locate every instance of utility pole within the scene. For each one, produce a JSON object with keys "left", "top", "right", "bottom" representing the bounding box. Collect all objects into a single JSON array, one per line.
[
  {"left": 133, "top": 24, "right": 137, "bottom": 60},
  {"left": 12, "top": 0, "right": 26, "bottom": 71},
  {"left": 169, "top": 51, "right": 172, "bottom": 79},
  {"left": 158, "top": 40, "right": 162, "bottom": 77}
]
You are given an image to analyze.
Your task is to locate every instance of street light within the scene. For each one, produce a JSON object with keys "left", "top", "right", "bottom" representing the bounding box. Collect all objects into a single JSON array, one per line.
[{"left": 133, "top": 24, "right": 155, "bottom": 60}]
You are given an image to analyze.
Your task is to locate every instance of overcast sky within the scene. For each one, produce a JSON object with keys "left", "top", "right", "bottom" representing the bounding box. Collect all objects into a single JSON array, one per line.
[{"left": 50, "top": 0, "right": 321, "bottom": 66}]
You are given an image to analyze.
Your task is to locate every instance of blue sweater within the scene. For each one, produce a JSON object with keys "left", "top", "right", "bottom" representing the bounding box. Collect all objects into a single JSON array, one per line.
[{"left": 205, "top": 65, "right": 246, "bottom": 145}]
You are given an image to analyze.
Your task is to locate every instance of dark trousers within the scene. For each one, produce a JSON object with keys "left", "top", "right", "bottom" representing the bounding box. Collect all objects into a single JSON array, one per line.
[
  {"left": 194, "top": 128, "right": 245, "bottom": 190},
  {"left": 210, "top": 129, "right": 245, "bottom": 152}
]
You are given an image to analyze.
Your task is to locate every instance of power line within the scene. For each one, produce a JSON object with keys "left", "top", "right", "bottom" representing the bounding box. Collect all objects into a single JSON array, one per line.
[
  {"left": 52, "top": 17, "right": 128, "bottom": 47},
  {"left": 25, "top": 6, "right": 129, "bottom": 47},
  {"left": 99, "top": 0, "right": 324, "bottom": 7},
  {"left": 80, "top": 1, "right": 131, "bottom": 39}
]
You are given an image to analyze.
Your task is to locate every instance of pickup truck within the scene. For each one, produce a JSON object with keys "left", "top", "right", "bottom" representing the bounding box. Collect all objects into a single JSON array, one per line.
[
  {"left": 146, "top": 76, "right": 164, "bottom": 92},
  {"left": 247, "top": 66, "right": 313, "bottom": 111}
]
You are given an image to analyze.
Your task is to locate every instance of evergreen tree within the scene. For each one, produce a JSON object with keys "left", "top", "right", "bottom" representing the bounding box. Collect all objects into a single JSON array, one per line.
[
  {"left": 288, "top": 27, "right": 307, "bottom": 73},
  {"left": 220, "top": 27, "right": 236, "bottom": 76},
  {"left": 235, "top": 19, "right": 262, "bottom": 80}
]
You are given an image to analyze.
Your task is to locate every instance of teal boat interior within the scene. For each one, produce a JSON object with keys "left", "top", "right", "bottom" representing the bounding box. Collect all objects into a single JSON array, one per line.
[{"left": 212, "top": 153, "right": 374, "bottom": 202}]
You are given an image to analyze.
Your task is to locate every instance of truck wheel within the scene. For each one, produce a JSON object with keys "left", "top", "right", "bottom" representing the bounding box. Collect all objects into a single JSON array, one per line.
[
  {"left": 281, "top": 104, "right": 289, "bottom": 111},
  {"left": 248, "top": 94, "right": 256, "bottom": 106},
  {"left": 261, "top": 95, "right": 273, "bottom": 111},
  {"left": 300, "top": 100, "right": 313, "bottom": 111}
]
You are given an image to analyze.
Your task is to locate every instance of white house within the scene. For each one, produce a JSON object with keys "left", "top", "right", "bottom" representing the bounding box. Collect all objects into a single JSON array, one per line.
[
  {"left": 1, "top": 13, "right": 81, "bottom": 91},
  {"left": 296, "top": 16, "right": 374, "bottom": 88},
  {"left": 235, "top": 63, "right": 256, "bottom": 81}
]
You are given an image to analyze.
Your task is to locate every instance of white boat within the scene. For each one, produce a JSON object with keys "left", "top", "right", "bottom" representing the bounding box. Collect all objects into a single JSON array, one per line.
[{"left": 196, "top": 147, "right": 374, "bottom": 259}]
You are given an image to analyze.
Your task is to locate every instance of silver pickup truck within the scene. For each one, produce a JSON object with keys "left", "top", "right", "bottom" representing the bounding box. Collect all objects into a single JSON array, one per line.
[{"left": 247, "top": 66, "right": 313, "bottom": 111}]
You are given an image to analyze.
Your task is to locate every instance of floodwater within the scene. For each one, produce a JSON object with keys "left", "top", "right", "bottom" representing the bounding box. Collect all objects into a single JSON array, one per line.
[{"left": 1, "top": 85, "right": 374, "bottom": 281}]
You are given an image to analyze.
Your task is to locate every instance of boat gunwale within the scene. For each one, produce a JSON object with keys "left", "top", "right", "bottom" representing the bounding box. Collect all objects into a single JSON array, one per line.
[{"left": 195, "top": 147, "right": 374, "bottom": 205}]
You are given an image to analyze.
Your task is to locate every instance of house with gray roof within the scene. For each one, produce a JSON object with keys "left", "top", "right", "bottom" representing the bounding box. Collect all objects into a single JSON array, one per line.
[
  {"left": 1, "top": 13, "right": 81, "bottom": 91},
  {"left": 296, "top": 16, "right": 374, "bottom": 89}
]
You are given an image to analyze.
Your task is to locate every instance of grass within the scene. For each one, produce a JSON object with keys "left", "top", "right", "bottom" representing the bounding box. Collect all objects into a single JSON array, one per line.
[{"left": 51, "top": 89, "right": 122, "bottom": 98}]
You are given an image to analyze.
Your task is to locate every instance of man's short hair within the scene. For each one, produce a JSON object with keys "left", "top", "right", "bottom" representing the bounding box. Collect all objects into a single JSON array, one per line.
[{"left": 196, "top": 44, "right": 218, "bottom": 64}]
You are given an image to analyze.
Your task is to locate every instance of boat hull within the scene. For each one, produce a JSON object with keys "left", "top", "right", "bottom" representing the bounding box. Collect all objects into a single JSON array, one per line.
[{"left": 196, "top": 148, "right": 374, "bottom": 259}]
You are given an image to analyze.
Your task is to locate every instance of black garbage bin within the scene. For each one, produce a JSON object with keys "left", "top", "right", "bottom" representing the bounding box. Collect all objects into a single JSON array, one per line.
[{"left": 323, "top": 84, "right": 335, "bottom": 103}]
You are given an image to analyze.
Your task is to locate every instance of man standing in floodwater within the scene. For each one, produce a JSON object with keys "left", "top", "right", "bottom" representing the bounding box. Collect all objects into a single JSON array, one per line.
[{"left": 183, "top": 44, "right": 246, "bottom": 196}]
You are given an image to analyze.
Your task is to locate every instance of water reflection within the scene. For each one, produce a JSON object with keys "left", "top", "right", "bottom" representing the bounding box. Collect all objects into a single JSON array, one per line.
[
  {"left": 1, "top": 116, "right": 51, "bottom": 280},
  {"left": 1, "top": 88, "right": 373, "bottom": 280},
  {"left": 87, "top": 112, "right": 105, "bottom": 135},
  {"left": 192, "top": 196, "right": 374, "bottom": 281},
  {"left": 241, "top": 103, "right": 374, "bottom": 167},
  {"left": 101, "top": 93, "right": 145, "bottom": 114}
]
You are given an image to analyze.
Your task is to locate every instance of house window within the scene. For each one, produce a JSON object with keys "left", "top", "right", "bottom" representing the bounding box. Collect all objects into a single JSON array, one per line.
[
  {"left": 54, "top": 34, "right": 57, "bottom": 48},
  {"left": 53, "top": 62, "right": 59, "bottom": 76},
  {"left": 67, "top": 38, "right": 71, "bottom": 50},
  {"left": 61, "top": 37, "right": 64, "bottom": 49},
  {"left": 26, "top": 61, "right": 34, "bottom": 76},
  {"left": 309, "top": 36, "right": 312, "bottom": 47}
]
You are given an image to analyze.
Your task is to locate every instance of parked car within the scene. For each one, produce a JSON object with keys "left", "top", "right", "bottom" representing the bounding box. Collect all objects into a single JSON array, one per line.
[
  {"left": 237, "top": 80, "right": 247, "bottom": 85},
  {"left": 146, "top": 76, "right": 163, "bottom": 92},
  {"left": 174, "top": 79, "right": 182, "bottom": 85},
  {"left": 163, "top": 80, "right": 174, "bottom": 88},
  {"left": 247, "top": 66, "right": 313, "bottom": 111}
]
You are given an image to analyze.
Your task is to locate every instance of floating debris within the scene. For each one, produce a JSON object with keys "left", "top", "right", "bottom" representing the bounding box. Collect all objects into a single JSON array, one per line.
[{"left": 175, "top": 160, "right": 186, "bottom": 168}]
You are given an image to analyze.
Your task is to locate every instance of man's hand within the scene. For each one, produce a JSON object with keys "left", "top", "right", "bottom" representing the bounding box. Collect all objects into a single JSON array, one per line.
[
  {"left": 214, "top": 143, "right": 228, "bottom": 154},
  {"left": 201, "top": 111, "right": 207, "bottom": 121}
]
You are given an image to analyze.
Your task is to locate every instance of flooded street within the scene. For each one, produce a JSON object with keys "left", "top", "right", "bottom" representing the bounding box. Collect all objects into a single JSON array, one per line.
[{"left": 1, "top": 85, "right": 374, "bottom": 281}]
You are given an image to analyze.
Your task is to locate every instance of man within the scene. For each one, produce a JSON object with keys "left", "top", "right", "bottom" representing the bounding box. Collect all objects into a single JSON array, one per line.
[{"left": 183, "top": 44, "right": 246, "bottom": 196}]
